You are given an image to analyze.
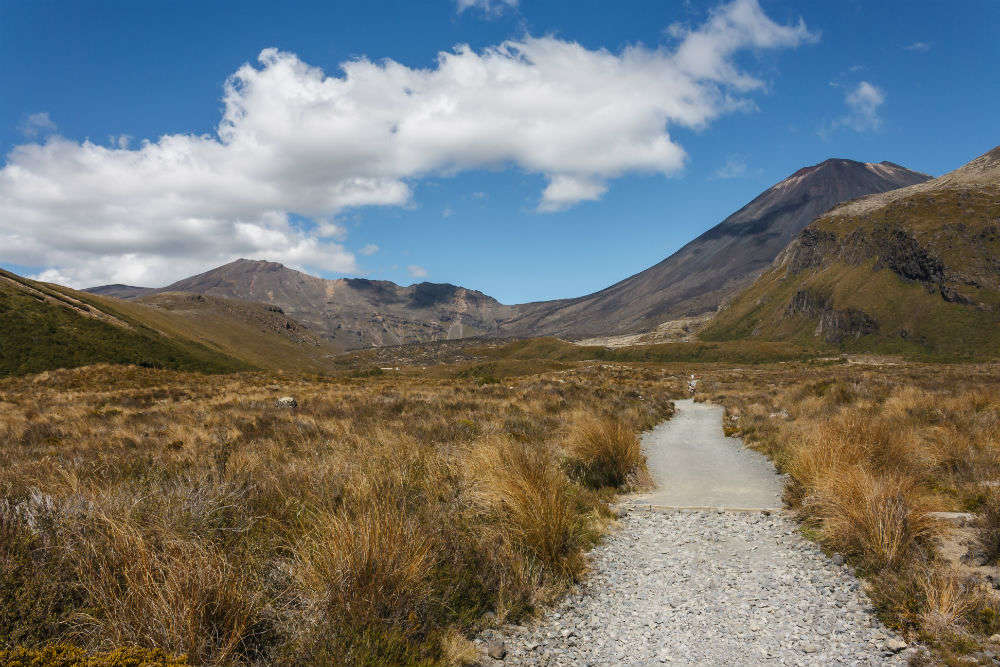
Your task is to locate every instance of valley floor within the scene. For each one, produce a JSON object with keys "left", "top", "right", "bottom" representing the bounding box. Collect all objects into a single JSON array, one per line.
[{"left": 479, "top": 399, "right": 913, "bottom": 666}]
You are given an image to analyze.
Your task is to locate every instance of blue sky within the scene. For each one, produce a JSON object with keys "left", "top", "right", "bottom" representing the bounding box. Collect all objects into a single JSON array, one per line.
[{"left": 1, "top": 0, "right": 998, "bottom": 303}]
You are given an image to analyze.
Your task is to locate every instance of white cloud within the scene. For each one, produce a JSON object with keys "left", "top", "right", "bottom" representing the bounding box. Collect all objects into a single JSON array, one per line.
[
  {"left": 359, "top": 243, "right": 379, "bottom": 256},
  {"left": 315, "top": 221, "right": 347, "bottom": 239},
  {"left": 714, "top": 154, "right": 748, "bottom": 178},
  {"left": 903, "top": 41, "right": 930, "bottom": 52},
  {"left": 842, "top": 81, "right": 885, "bottom": 131},
  {"left": 407, "top": 264, "right": 428, "bottom": 278},
  {"left": 820, "top": 81, "right": 885, "bottom": 137},
  {"left": 442, "top": 206, "right": 454, "bottom": 218},
  {"left": 0, "top": 0, "right": 815, "bottom": 286},
  {"left": 538, "top": 175, "right": 608, "bottom": 212},
  {"left": 456, "top": 0, "right": 517, "bottom": 14},
  {"left": 20, "top": 112, "right": 57, "bottom": 138}
]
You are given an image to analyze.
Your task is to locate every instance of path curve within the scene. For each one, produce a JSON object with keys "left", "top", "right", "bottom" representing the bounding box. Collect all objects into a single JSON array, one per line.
[
  {"left": 640, "top": 399, "right": 784, "bottom": 509},
  {"left": 478, "top": 399, "right": 914, "bottom": 665}
]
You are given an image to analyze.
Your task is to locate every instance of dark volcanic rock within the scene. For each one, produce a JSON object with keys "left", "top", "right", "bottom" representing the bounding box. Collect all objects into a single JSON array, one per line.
[
  {"left": 501, "top": 159, "right": 930, "bottom": 339},
  {"left": 785, "top": 289, "right": 878, "bottom": 343},
  {"left": 113, "top": 259, "right": 516, "bottom": 350}
]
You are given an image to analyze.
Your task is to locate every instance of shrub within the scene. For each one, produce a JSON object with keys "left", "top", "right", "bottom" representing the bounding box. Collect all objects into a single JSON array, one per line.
[
  {"left": 0, "top": 500, "right": 84, "bottom": 648},
  {"left": 806, "top": 469, "right": 935, "bottom": 569},
  {"left": 564, "top": 414, "right": 645, "bottom": 490},
  {"left": 0, "top": 644, "right": 188, "bottom": 667},
  {"left": 464, "top": 436, "right": 584, "bottom": 576}
]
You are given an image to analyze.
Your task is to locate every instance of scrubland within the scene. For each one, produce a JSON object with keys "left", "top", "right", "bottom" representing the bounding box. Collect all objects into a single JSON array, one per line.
[
  {"left": 699, "top": 359, "right": 1000, "bottom": 662},
  {"left": 6, "top": 346, "right": 1000, "bottom": 666},
  {"left": 0, "top": 362, "right": 676, "bottom": 666}
]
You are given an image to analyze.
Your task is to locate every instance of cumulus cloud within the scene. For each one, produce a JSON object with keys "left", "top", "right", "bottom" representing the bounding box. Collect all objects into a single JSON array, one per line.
[
  {"left": 714, "top": 154, "right": 748, "bottom": 179},
  {"left": 359, "top": 243, "right": 380, "bottom": 256},
  {"left": 820, "top": 81, "right": 885, "bottom": 137},
  {"left": 903, "top": 41, "right": 930, "bottom": 52},
  {"left": 539, "top": 175, "right": 608, "bottom": 212},
  {"left": 456, "top": 0, "right": 517, "bottom": 14},
  {"left": 407, "top": 264, "right": 428, "bottom": 278},
  {"left": 19, "top": 112, "right": 57, "bottom": 138},
  {"left": 842, "top": 81, "right": 885, "bottom": 131},
  {"left": 0, "top": 0, "right": 815, "bottom": 287}
]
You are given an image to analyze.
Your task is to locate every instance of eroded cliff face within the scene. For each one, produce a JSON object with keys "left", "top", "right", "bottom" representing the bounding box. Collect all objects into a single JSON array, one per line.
[
  {"left": 703, "top": 146, "right": 1000, "bottom": 357},
  {"left": 500, "top": 158, "right": 930, "bottom": 339}
]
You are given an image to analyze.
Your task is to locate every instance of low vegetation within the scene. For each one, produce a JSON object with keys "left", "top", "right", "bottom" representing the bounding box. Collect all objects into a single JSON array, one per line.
[
  {"left": 8, "top": 332, "right": 1000, "bottom": 664},
  {"left": 0, "top": 271, "right": 248, "bottom": 377},
  {"left": 0, "top": 362, "right": 676, "bottom": 665},
  {"left": 698, "top": 360, "right": 1000, "bottom": 660},
  {"left": 564, "top": 414, "right": 647, "bottom": 490},
  {"left": 704, "top": 185, "right": 1000, "bottom": 361}
]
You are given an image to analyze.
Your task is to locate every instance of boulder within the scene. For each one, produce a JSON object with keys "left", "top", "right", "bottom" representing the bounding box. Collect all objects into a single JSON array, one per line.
[
  {"left": 276, "top": 396, "right": 298, "bottom": 409},
  {"left": 486, "top": 640, "right": 506, "bottom": 660}
]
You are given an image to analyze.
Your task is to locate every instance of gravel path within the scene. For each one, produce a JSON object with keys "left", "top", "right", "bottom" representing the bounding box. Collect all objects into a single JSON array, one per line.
[
  {"left": 641, "top": 400, "right": 785, "bottom": 509},
  {"left": 477, "top": 400, "right": 914, "bottom": 665}
]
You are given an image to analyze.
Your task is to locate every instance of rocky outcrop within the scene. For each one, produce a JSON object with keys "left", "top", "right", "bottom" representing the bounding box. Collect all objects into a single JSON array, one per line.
[
  {"left": 816, "top": 308, "right": 878, "bottom": 344},
  {"left": 703, "top": 145, "right": 1000, "bottom": 355},
  {"left": 501, "top": 158, "right": 929, "bottom": 339},
  {"left": 784, "top": 289, "right": 878, "bottom": 343}
]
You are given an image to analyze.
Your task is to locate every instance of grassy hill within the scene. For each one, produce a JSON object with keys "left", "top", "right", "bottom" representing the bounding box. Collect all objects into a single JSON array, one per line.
[
  {"left": 0, "top": 270, "right": 344, "bottom": 376},
  {"left": 112, "top": 292, "right": 343, "bottom": 373},
  {"left": 0, "top": 269, "right": 249, "bottom": 376},
  {"left": 703, "top": 146, "right": 1000, "bottom": 360}
]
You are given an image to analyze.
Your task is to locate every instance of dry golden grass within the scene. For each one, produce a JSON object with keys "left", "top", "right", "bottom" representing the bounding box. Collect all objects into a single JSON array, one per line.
[
  {"left": 0, "top": 362, "right": 677, "bottom": 666},
  {"left": 9, "top": 351, "right": 1000, "bottom": 664},
  {"left": 698, "top": 360, "right": 1000, "bottom": 657},
  {"left": 464, "top": 435, "right": 585, "bottom": 576},
  {"left": 564, "top": 413, "right": 647, "bottom": 490}
]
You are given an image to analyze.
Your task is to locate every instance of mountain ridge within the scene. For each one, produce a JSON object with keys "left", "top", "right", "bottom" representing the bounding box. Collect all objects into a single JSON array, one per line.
[
  {"left": 497, "top": 158, "right": 931, "bottom": 339},
  {"left": 86, "top": 156, "right": 931, "bottom": 348},
  {"left": 703, "top": 145, "right": 1000, "bottom": 358}
]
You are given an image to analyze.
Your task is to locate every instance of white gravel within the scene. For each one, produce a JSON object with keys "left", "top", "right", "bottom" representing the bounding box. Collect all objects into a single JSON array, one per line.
[{"left": 476, "top": 400, "right": 916, "bottom": 666}]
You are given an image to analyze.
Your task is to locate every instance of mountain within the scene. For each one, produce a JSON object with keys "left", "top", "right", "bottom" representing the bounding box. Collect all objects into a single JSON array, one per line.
[
  {"left": 86, "top": 284, "right": 156, "bottom": 299},
  {"left": 84, "top": 157, "right": 929, "bottom": 349},
  {"left": 0, "top": 267, "right": 346, "bottom": 376},
  {"left": 702, "top": 145, "right": 1000, "bottom": 358},
  {"left": 0, "top": 268, "right": 247, "bottom": 376},
  {"left": 499, "top": 159, "right": 931, "bottom": 339},
  {"left": 114, "top": 291, "right": 343, "bottom": 372},
  {"left": 152, "top": 259, "right": 515, "bottom": 349}
]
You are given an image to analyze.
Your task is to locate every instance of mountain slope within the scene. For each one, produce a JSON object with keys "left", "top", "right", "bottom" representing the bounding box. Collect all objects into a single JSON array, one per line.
[
  {"left": 500, "top": 159, "right": 930, "bottom": 339},
  {"left": 0, "top": 269, "right": 248, "bottom": 376},
  {"left": 86, "top": 284, "right": 156, "bottom": 299},
  {"left": 156, "top": 259, "right": 516, "bottom": 349},
  {"left": 702, "top": 146, "right": 1000, "bottom": 359},
  {"left": 107, "top": 291, "right": 344, "bottom": 373},
  {"left": 83, "top": 157, "right": 929, "bottom": 348}
]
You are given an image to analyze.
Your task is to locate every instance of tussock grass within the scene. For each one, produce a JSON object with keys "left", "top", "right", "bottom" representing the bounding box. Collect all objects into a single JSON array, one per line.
[
  {"left": 564, "top": 414, "right": 646, "bottom": 490},
  {"left": 805, "top": 469, "right": 935, "bottom": 569},
  {"left": 0, "top": 362, "right": 675, "bottom": 665},
  {"left": 976, "top": 490, "right": 1000, "bottom": 565},
  {"left": 700, "top": 361, "right": 1000, "bottom": 657},
  {"left": 465, "top": 436, "right": 584, "bottom": 574}
]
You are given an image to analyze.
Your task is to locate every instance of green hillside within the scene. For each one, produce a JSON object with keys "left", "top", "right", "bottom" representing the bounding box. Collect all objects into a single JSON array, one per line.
[
  {"left": 703, "top": 147, "right": 1000, "bottom": 360},
  {"left": 0, "top": 269, "right": 249, "bottom": 376}
]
